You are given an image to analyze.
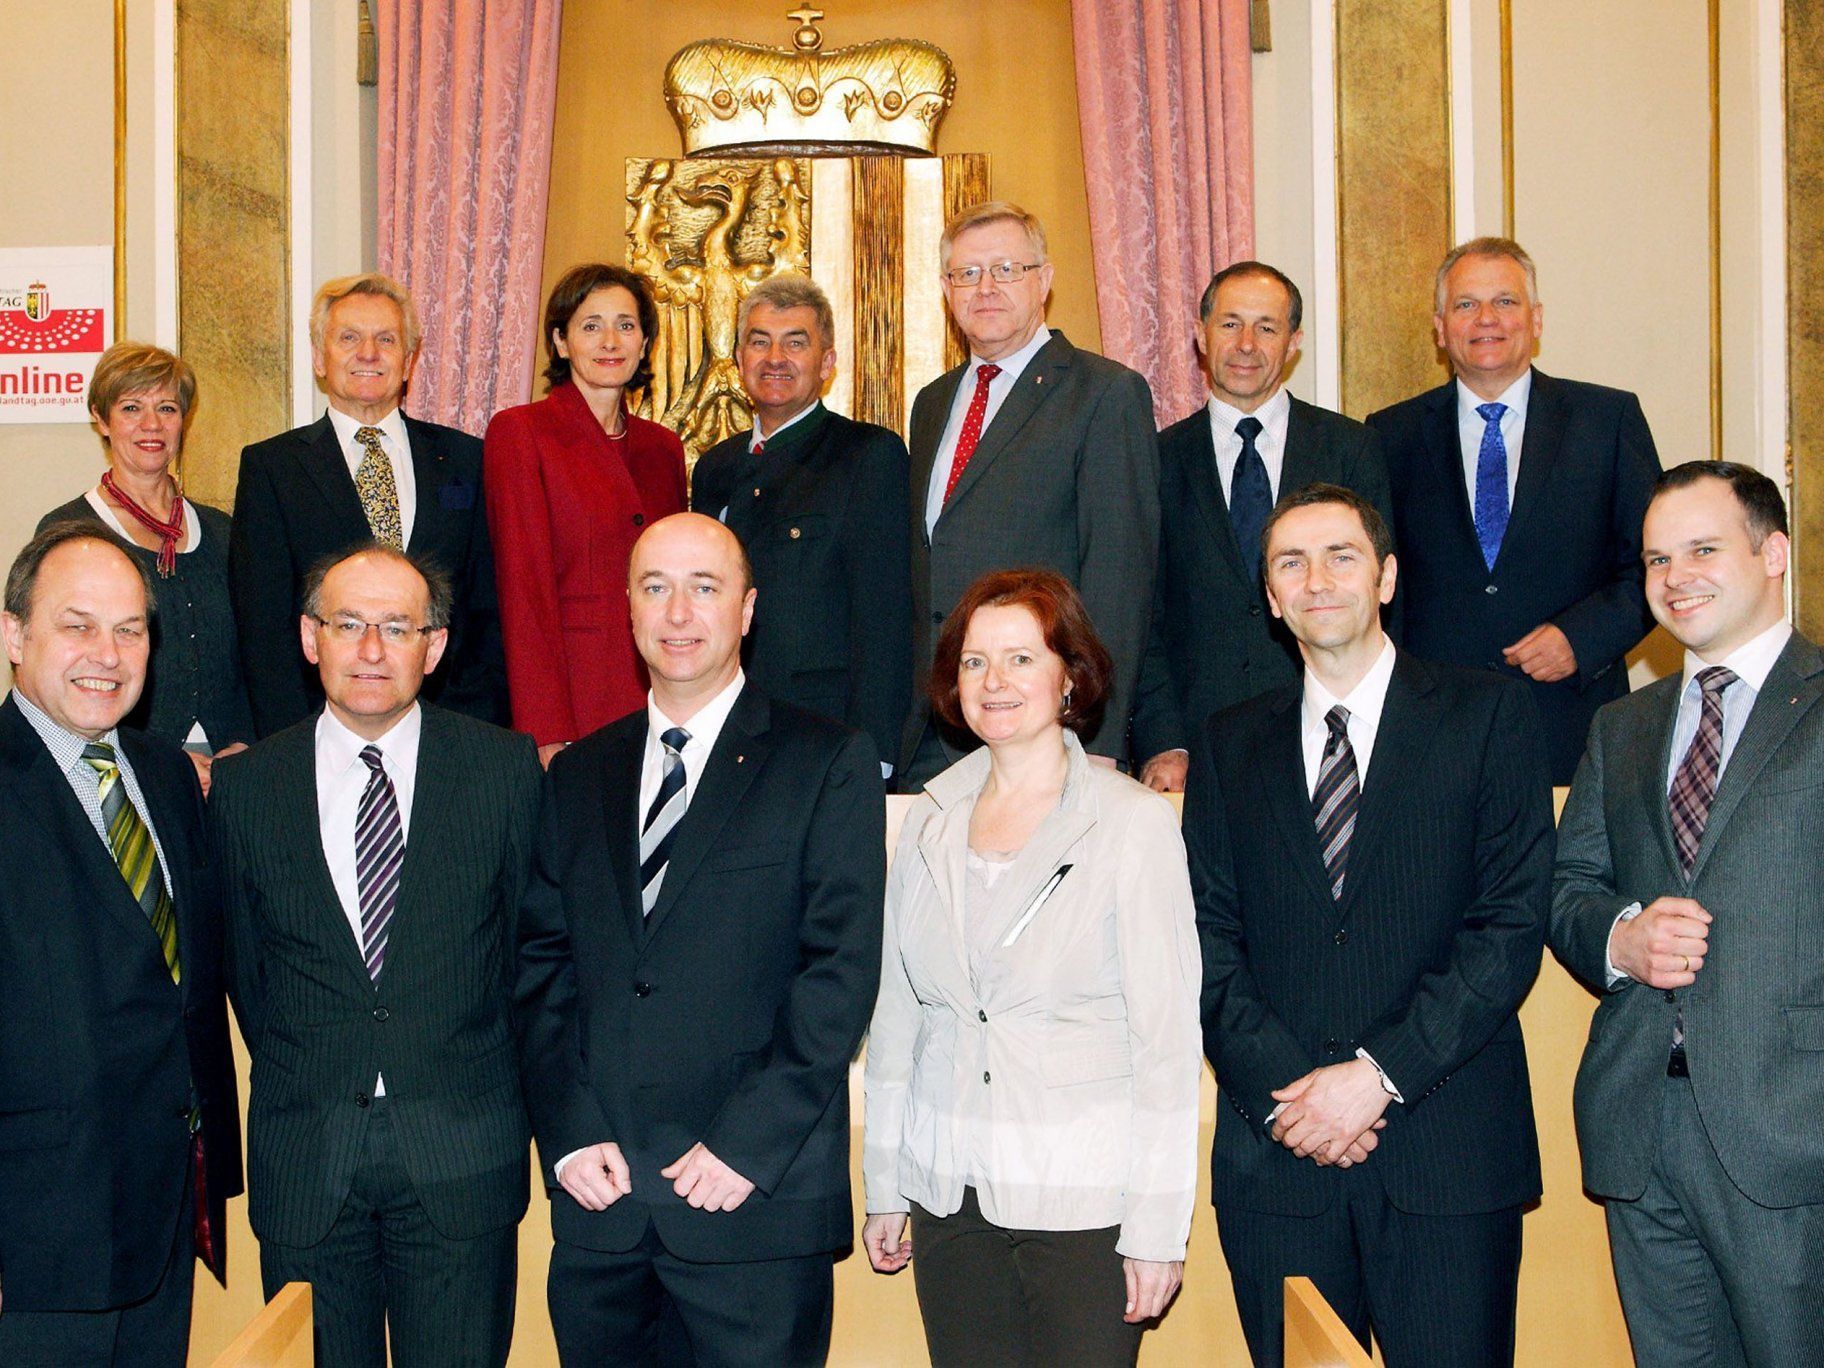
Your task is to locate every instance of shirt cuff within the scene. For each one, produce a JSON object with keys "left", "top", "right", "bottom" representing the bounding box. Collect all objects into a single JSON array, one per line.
[
  {"left": 1604, "top": 902, "right": 1645, "bottom": 986},
  {"left": 553, "top": 1146, "right": 590, "bottom": 1184},
  {"left": 1354, "top": 1048, "right": 1405, "bottom": 1104}
]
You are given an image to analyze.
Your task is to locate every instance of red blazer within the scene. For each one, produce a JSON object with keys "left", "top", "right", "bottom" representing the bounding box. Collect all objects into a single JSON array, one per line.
[{"left": 484, "top": 382, "right": 687, "bottom": 746}]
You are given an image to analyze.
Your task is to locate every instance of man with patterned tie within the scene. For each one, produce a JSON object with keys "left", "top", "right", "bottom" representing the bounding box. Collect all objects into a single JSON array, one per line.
[
  {"left": 1182, "top": 485, "right": 1553, "bottom": 1365},
  {"left": 1553, "top": 461, "right": 1824, "bottom": 1365},
  {"left": 1367, "top": 237, "right": 1661, "bottom": 784},
  {"left": 1131, "top": 260, "right": 1392, "bottom": 794},
  {"left": 229, "top": 272, "right": 507, "bottom": 739},
  {"left": 901, "top": 201, "right": 1158, "bottom": 784},
  {"left": 211, "top": 544, "right": 541, "bottom": 1366},
  {"left": 516, "top": 512, "right": 884, "bottom": 1366},
  {"left": 0, "top": 523, "right": 241, "bottom": 1365}
]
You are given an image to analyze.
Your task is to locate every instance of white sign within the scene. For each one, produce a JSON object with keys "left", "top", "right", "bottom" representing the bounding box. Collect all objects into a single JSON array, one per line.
[{"left": 0, "top": 246, "right": 113, "bottom": 423}]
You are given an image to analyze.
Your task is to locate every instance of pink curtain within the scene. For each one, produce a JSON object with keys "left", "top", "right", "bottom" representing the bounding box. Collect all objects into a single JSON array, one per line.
[
  {"left": 1071, "top": 0, "right": 1255, "bottom": 426},
  {"left": 375, "top": 0, "right": 563, "bottom": 437}
]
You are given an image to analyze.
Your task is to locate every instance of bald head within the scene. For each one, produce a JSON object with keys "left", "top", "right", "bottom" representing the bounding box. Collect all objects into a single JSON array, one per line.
[{"left": 627, "top": 514, "right": 757, "bottom": 719}]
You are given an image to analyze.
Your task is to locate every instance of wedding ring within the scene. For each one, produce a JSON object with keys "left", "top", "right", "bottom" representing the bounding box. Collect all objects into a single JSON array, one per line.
[{"left": 1681, "top": 954, "right": 1690, "bottom": 972}]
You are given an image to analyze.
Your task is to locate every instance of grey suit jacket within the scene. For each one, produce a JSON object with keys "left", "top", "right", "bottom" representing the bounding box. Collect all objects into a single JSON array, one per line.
[
  {"left": 1552, "top": 630, "right": 1824, "bottom": 1208},
  {"left": 902, "top": 331, "right": 1159, "bottom": 769}
]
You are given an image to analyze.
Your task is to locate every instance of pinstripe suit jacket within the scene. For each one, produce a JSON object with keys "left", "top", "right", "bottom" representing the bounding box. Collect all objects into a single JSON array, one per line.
[
  {"left": 212, "top": 703, "right": 542, "bottom": 1246},
  {"left": 1184, "top": 651, "right": 1553, "bottom": 1217},
  {"left": 1552, "top": 630, "right": 1824, "bottom": 1208}
]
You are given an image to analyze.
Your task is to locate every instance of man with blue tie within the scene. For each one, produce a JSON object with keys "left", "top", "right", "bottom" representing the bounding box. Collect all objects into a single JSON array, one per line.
[{"left": 1366, "top": 237, "right": 1662, "bottom": 783}]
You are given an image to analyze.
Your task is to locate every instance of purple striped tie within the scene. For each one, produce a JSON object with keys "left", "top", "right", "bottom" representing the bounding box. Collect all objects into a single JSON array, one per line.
[{"left": 355, "top": 744, "right": 403, "bottom": 981}]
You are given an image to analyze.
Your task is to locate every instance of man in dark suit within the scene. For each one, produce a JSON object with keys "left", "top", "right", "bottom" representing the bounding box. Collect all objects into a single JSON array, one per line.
[
  {"left": 1183, "top": 484, "right": 1553, "bottom": 1366},
  {"left": 229, "top": 272, "right": 506, "bottom": 738},
  {"left": 212, "top": 544, "right": 541, "bottom": 1366},
  {"left": 516, "top": 512, "right": 884, "bottom": 1366},
  {"left": 690, "top": 271, "right": 911, "bottom": 773},
  {"left": 0, "top": 524, "right": 240, "bottom": 1365},
  {"left": 1552, "top": 461, "right": 1823, "bottom": 1365},
  {"left": 901, "top": 201, "right": 1158, "bottom": 783},
  {"left": 1132, "top": 260, "right": 1392, "bottom": 793},
  {"left": 1366, "top": 236, "right": 1661, "bottom": 784}
]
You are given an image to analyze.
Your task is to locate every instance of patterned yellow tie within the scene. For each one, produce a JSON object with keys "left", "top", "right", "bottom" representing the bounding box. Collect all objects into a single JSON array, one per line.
[
  {"left": 353, "top": 425, "right": 404, "bottom": 549},
  {"left": 82, "top": 742, "right": 181, "bottom": 984}
]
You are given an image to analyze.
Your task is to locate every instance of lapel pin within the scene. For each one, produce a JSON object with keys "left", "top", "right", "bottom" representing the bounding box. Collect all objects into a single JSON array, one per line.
[{"left": 737, "top": 754, "right": 745, "bottom": 764}]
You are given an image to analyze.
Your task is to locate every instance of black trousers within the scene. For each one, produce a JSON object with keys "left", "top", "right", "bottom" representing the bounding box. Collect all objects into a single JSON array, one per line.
[
  {"left": 910, "top": 1187, "right": 1144, "bottom": 1368},
  {"left": 1217, "top": 1161, "right": 1523, "bottom": 1368},
  {"left": 547, "top": 1219, "right": 834, "bottom": 1368},
  {"left": 0, "top": 1193, "right": 193, "bottom": 1367},
  {"left": 1605, "top": 1073, "right": 1824, "bottom": 1367},
  {"left": 258, "top": 1098, "right": 517, "bottom": 1368}
]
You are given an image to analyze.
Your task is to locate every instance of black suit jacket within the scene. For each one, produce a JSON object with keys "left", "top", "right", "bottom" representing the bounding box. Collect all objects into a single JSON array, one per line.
[
  {"left": 1366, "top": 370, "right": 1660, "bottom": 782},
  {"left": 212, "top": 704, "right": 541, "bottom": 1247},
  {"left": 690, "top": 405, "right": 913, "bottom": 767},
  {"left": 1132, "top": 397, "right": 1393, "bottom": 761},
  {"left": 0, "top": 697, "right": 241, "bottom": 1311},
  {"left": 515, "top": 684, "right": 884, "bottom": 1263},
  {"left": 1183, "top": 653, "right": 1552, "bottom": 1218},
  {"left": 903, "top": 331, "right": 1158, "bottom": 769},
  {"left": 228, "top": 413, "right": 508, "bottom": 737}
]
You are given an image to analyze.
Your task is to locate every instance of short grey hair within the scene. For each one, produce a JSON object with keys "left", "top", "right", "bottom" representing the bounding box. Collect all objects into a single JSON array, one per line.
[
  {"left": 301, "top": 542, "right": 453, "bottom": 630},
  {"left": 309, "top": 273, "right": 422, "bottom": 357},
  {"left": 738, "top": 272, "right": 835, "bottom": 349},
  {"left": 939, "top": 201, "right": 1048, "bottom": 271},
  {"left": 5, "top": 522, "right": 155, "bottom": 622},
  {"left": 1434, "top": 237, "right": 1539, "bottom": 314}
]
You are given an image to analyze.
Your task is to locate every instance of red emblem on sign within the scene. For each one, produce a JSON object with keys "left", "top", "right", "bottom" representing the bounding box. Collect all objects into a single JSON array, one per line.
[{"left": 0, "top": 296, "right": 105, "bottom": 355}]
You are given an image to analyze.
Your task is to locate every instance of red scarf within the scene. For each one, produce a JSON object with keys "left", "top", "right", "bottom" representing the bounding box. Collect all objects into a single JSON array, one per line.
[{"left": 100, "top": 470, "right": 185, "bottom": 577}]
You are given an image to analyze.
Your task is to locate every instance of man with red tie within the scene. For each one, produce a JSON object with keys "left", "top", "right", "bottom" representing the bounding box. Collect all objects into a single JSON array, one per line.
[
  {"left": 0, "top": 523, "right": 240, "bottom": 1365},
  {"left": 900, "top": 201, "right": 1159, "bottom": 785}
]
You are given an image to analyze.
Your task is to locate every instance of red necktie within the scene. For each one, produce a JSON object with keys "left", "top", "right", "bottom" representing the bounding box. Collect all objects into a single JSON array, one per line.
[{"left": 941, "top": 363, "right": 1003, "bottom": 504}]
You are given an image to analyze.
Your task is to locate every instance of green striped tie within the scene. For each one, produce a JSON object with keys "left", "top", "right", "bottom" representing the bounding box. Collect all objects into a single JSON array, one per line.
[{"left": 82, "top": 742, "right": 181, "bottom": 984}]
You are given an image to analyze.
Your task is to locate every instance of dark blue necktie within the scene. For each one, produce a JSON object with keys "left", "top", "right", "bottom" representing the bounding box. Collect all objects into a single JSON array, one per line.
[
  {"left": 639, "top": 727, "right": 691, "bottom": 917},
  {"left": 1229, "top": 416, "right": 1271, "bottom": 581},
  {"left": 1473, "top": 402, "right": 1510, "bottom": 570}
]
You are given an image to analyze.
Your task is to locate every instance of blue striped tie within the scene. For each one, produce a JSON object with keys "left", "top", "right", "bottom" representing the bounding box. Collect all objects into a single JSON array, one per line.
[
  {"left": 1473, "top": 402, "right": 1510, "bottom": 570},
  {"left": 355, "top": 745, "right": 403, "bottom": 981},
  {"left": 639, "top": 727, "right": 692, "bottom": 917}
]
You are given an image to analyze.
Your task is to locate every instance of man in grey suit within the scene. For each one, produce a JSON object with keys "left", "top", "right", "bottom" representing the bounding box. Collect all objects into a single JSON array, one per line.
[
  {"left": 1552, "top": 460, "right": 1824, "bottom": 1366},
  {"left": 214, "top": 544, "right": 541, "bottom": 1366},
  {"left": 901, "top": 200, "right": 1158, "bottom": 784},
  {"left": 1132, "top": 260, "right": 1392, "bottom": 793}
]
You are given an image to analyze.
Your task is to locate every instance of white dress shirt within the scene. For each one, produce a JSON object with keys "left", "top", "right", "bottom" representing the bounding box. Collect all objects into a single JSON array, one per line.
[
  {"left": 1293, "top": 636, "right": 1405, "bottom": 1101},
  {"left": 923, "top": 324, "right": 1053, "bottom": 537},
  {"left": 327, "top": 405, "right": 417, "bottom": 547},
  {"left": 638, "top": 670, "right": 746, "bottom": 823},
  {"left": 1209, "top": 386, "right": 1292, "bottom": 505},
  {"left": 316, "top": 702, "right": 423, "bottom": 1093},
  {"left": 1606, "top": 619, "right": 1794, "bottom": 983},
  {"left": 1299, "top": 635, "right": 1398, "bottom": 799},
  {"left": 1455, "top": 370, "right": 1532, "bottom": 512}
]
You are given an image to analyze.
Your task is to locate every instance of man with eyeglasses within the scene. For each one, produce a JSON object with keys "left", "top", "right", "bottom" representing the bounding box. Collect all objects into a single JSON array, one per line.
[
  {"left": 901, "top": 201, "right": 1159, "bottom": 785},
  {"left": 211, "top": 542, "right": 542, "bottom": 1366}
]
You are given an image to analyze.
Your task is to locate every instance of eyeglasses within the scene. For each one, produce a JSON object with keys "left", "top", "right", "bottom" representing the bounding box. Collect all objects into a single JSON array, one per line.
[
  {"left": 942, "top": 261, "right": 1044, "bottom": 288},
  {"left": 313, "top": 614, "right": 434, "bottom": 646}
]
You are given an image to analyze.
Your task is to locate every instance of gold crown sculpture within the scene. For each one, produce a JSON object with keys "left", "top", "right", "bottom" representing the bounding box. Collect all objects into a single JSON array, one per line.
[{"left": 664, "top": 6, "right": 956, "bottom": 156}]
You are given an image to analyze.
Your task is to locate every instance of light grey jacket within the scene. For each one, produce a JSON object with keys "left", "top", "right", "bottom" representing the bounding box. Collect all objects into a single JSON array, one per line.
[{"left": 862, "top": 733, "right": 1202, "bottom": 1261}]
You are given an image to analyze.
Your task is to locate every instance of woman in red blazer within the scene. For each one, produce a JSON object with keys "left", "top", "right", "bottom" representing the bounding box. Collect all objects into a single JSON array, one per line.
[{"left": 485, "top": 264, "right": 688, "bottom": 759}]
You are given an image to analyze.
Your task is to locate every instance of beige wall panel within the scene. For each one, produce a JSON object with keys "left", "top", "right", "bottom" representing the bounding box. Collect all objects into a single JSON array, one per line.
[
  {"left": 1335, "top": 0, "right": 1454, "bottom": 419},
  {"left": 176, "top": 0, "right": 290, "bottom": 510},
  {"left": 1247, "top": 0, "right": 1319, "bottom": 404},
  {"left": 1511, "top": 3, "right": 1709, "bottom": 467},
  {"left": 544, "top": 0, "right": 1098, "bottom": 433},
  {"left": 0, "top": 4, "right": 118, "bottom": 689},
  {"left": 1791, "top": 1, "right": 1824, "bottom": 637}
]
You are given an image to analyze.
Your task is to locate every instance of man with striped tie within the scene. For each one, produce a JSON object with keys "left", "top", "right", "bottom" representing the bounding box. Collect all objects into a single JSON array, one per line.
[
  {"left": 517, "top": 512, "right": 884, "bottom": 1366},
  {"left": 211, "top": 543, "right": 541, "bottom": 1366},
  {"left": 0, "top": 523, "right": 240, "bottom": 1365},
  {"left": 1182, "top": 484, "right": 1553, "bottom": 1366}
]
